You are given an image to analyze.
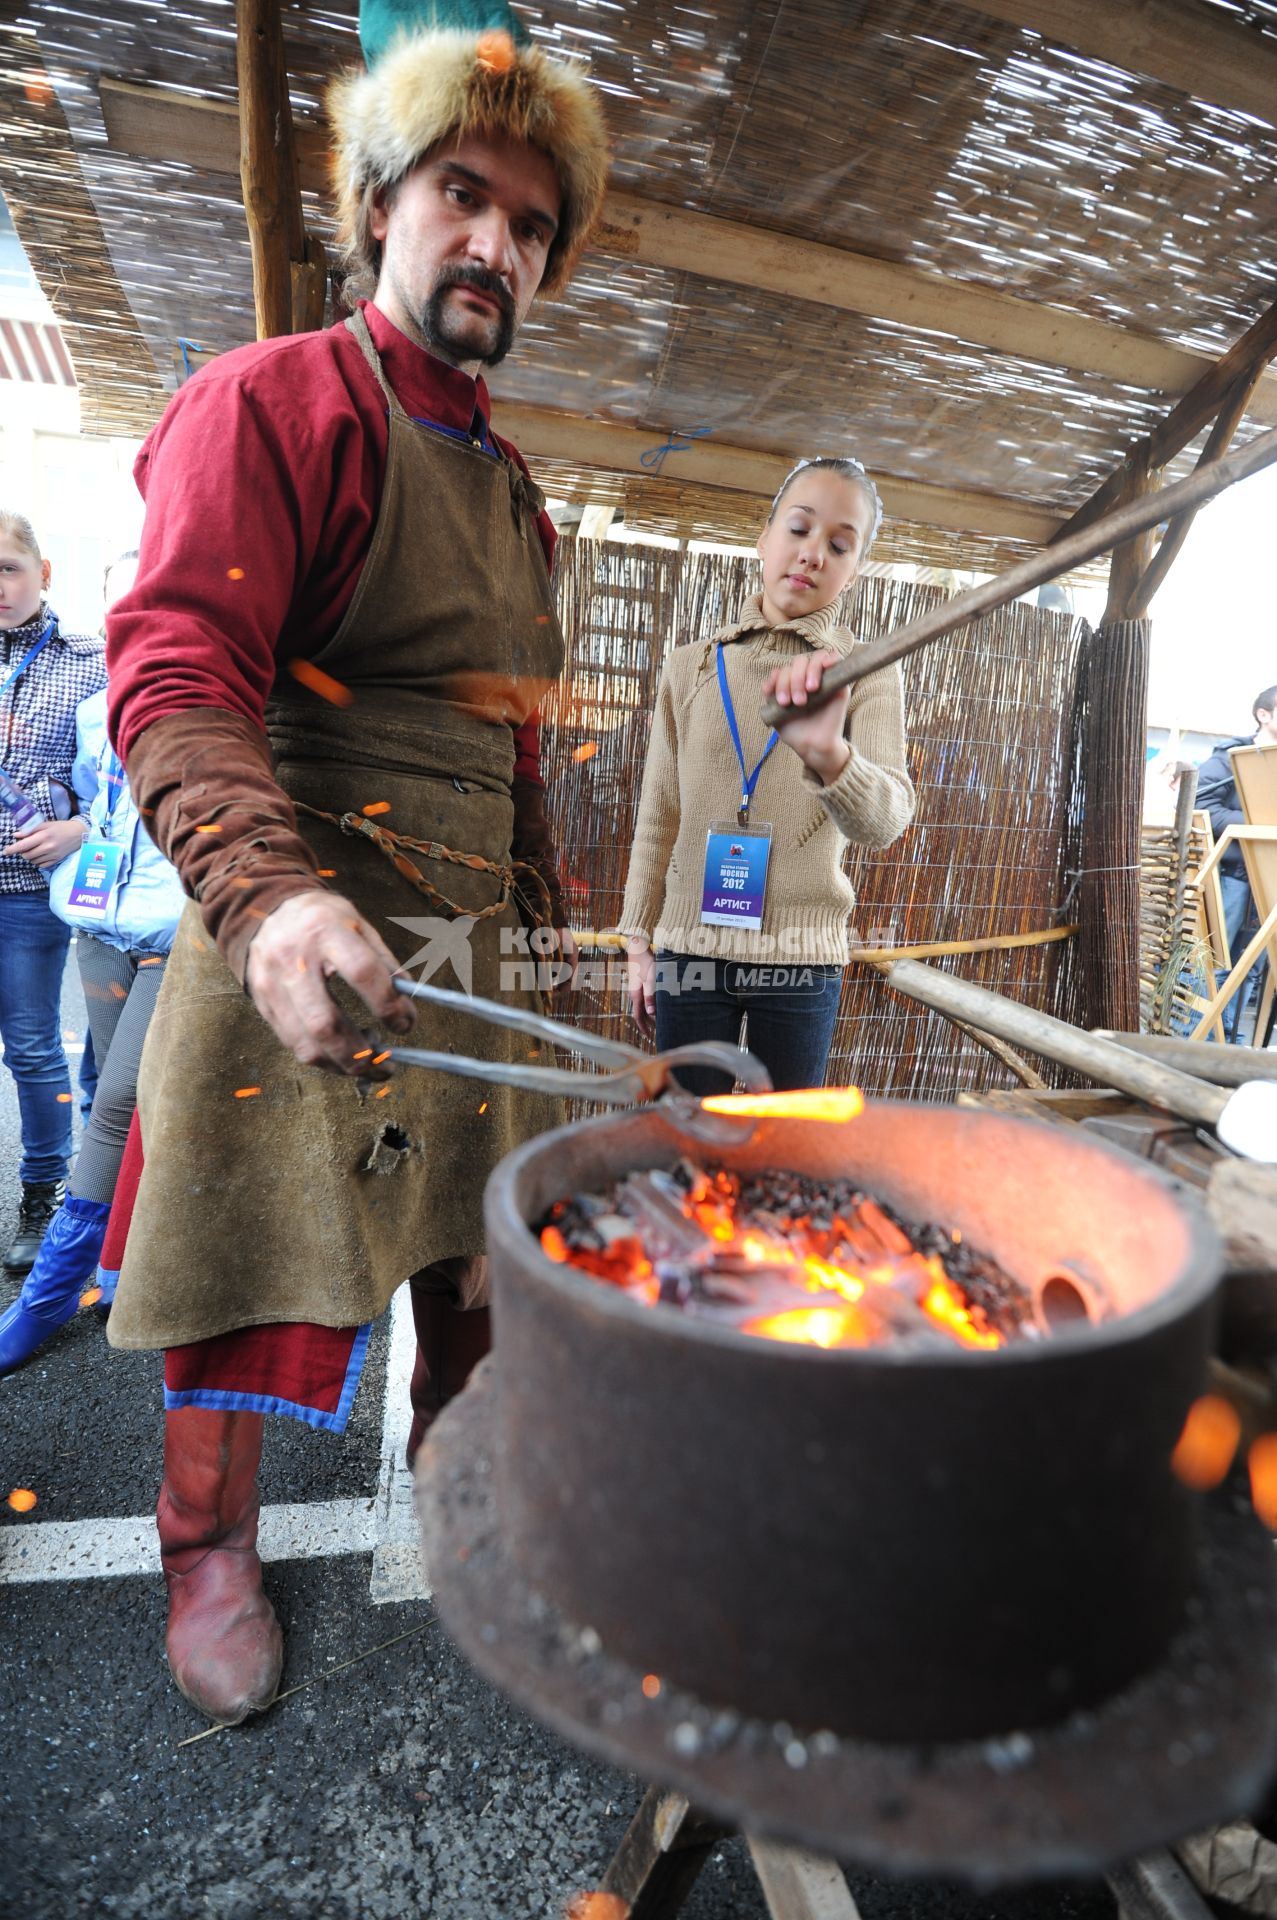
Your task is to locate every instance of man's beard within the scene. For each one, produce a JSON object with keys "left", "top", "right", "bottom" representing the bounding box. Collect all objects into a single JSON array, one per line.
[{"left": 421, "top": 264, "right": 517, "bottom": 367}]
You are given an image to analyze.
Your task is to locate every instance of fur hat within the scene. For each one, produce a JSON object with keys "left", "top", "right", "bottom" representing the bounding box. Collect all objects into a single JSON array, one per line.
[{"left": 330, "top": 2, "right": 609, "bottom": 296}]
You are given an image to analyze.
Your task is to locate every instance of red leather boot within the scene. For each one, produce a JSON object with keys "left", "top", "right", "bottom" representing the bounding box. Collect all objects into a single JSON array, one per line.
[{"left": 157, "top": 1406, "right": 283, "bottom": 1723}]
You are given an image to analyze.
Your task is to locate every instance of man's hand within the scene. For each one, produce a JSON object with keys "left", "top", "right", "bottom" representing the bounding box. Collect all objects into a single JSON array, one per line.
[
  {"left": 627, "top": 939, "right": 657, "bottom": 1038},
  {"left": 763, "top": 649, "right": 852, "bottom": 785},
  {"left": 10, "top": 817, "right": 88, "bottom": 869},
  {"left": 244, "top": 891, "right": 416, "bottom": 1074}
]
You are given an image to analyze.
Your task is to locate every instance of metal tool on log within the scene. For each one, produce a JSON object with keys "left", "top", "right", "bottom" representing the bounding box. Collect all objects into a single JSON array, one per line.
[
  {"left": 884, "top": 958, "right": 1277, "bottom": 1161},
  {"left": 760, "top": 422, "right": 1277, "bottom": 726}
]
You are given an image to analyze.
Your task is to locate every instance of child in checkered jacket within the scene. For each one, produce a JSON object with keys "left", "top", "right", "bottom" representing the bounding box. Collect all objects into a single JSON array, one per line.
[{"left": 0, "top": 511, "right": 105, "bottom": 1276}]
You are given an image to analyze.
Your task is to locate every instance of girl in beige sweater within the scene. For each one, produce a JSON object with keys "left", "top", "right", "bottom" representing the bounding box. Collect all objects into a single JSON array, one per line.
[{"left": 618, "top": 457, "right": 915, "bottom": 1095}]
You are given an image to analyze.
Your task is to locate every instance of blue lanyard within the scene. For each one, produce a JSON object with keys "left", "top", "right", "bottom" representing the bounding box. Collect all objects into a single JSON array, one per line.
[
  {"left": 716, "top": 642, "right": 778, "bottom": 826},
  {"left": 0, "top": 611, "right": 55, "bottom": 705},
  {"left": 100, "top": 750, "right": 128, "bottom": 836}
]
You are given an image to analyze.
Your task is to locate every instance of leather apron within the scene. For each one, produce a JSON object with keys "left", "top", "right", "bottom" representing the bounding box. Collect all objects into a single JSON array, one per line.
[{"left": 110, "top": 309, "right": 565, "bottom": 1350}]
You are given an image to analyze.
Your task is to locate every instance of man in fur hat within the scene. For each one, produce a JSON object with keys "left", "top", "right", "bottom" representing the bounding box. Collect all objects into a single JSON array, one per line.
[{"left": 104, "top": 4, "right": 607, "bottom": 1723}]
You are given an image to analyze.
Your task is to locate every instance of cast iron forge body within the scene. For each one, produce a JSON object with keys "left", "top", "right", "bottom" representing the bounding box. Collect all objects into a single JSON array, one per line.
[
  {"left": 484, "top": 1103, "right": 1220, "bottom": 1743},
  {"left": 420, "top": 1103, "right": 1277, "bottom": 1879}
]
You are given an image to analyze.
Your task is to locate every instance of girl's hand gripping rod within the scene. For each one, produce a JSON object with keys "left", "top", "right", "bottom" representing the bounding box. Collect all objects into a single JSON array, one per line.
[{"left": 381, "top": 975, "right": 774, "bottom": 1146}]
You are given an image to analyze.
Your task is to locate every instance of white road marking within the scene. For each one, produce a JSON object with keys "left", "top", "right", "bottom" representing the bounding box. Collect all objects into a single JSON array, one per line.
[
  {"left": 369, "top": 1285, "right": 431, "bottom": 1605},
  {"left": 0, "top": 1499, "right": 379, "bottom": 1584},
  {"left": 1, "top": 1289, "right": 433, "bottom": 1595}
]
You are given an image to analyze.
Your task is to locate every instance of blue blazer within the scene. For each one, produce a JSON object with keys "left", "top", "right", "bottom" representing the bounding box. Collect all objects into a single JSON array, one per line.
[{"left": 47, "top": 689, "right": 186, "bottom": 953}]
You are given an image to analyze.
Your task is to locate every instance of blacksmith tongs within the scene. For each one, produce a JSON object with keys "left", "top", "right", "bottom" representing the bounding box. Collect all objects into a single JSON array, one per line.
[{"left": 382, "top": 974, "right": 773, "bottom": 1144}]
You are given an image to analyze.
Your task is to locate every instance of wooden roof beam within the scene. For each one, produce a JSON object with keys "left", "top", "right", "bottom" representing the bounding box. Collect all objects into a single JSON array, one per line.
[
  {"left": 595, "top": 194, "right": 1277, "bottom": 424},
  {"left": 95, "top": 77, "right": 1277, "bottom": 424},
  {"left": 492, "top": 402, "right": 1065, "bottom": 545},
  {"left": 957, "top": 0, "right": 1277, "bottom": 130}
]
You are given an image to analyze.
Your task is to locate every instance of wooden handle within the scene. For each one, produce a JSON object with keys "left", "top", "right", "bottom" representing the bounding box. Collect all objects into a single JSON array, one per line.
[
  {"left": 885, "top": 959, "right": 1229, "bottom": 1127},
  {"left": 1094, "top": 1029, "right": 1277, "bottom": 1089},
  {"left": 759, "top": 423, "right": 1277, "bottom": 727}
]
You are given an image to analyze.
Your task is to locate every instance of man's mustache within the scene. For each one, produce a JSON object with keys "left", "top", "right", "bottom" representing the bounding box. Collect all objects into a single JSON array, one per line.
[{"left": 435, "top": 265, "right": 516, "bottom": 322}]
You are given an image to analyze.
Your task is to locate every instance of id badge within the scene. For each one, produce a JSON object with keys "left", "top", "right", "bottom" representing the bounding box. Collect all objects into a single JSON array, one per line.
[
  {"left": 66, "top": 837, "right": 124, "bottom": 920},
  {"left": 701, "top": 818, "right": 772, "bottom": 931}
]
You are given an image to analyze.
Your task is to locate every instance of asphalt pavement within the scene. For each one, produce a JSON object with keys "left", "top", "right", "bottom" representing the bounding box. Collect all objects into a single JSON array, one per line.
[{"left": 0, "top": 943, "right": 1123, "bottom": 1918}]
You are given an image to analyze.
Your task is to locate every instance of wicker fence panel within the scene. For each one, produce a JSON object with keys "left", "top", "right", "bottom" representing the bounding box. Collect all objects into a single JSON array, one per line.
[{"left": 1140, "top": 820, "right": 1213, "bottom": 1037}]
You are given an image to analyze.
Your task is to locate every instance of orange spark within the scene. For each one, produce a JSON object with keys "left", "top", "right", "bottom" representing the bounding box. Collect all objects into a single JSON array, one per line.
[
  {"left": 194, "top": 823, "right": 222, "bottom": 834},
  {"left": 56, "top": 1092, "right": 72, "bottom": 1103},
  {"left": 641, "top": 1674, "right": 661, "bottom": 1699},
  {"left": 1248, "top": 1433, "right": 1277, "bottom": 1529},
  {"left": 317, "top": 869, "right": 337, "bottom": 878},
  {"left": 478, "top": 1101, "right": 488, "bottom": 1114},
  {"left": 1171, "top": 1395, "right": 1241, "bottom": 1491},
  {"left": 288, "top": 658, "right": 354, "bottom": 708},
  {"left": 234, "top": 1087, "right": 261, "bottom": 1099},
  {"left": 565, "top": 1895, "right": 630, "bottom": 1920},
  {"left": 362, "top": 801, "right": 391, "bottom": 817},
  {"left": 352, "top": 1048, "right": 373, "bottom": 1062},
  {"left": 226, "top": 567, "right": 245, "bottom": 580},
  {"left": 375, "top": 1084, "right": 391, "bottom": 1098},
  {"left": 7, "top": 1489, "right": 37, "bottom": 1513},
  {"left": 572, "top": 741, "right": 599, "bottom": 763},
  {"left": 79, "top": 1286, "right": 103, "bottom": 1308},
  {"left": 475, "top": 27, "right": 516, "bottom": 71},
  {"left": 372, "top": 1050, "right": 391, "bottom": 1066}
]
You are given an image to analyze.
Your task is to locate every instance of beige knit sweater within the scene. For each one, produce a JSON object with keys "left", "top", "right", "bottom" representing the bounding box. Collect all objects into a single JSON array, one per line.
[{"left": 617, "top": 595, "right": 915, "bottom": 964}]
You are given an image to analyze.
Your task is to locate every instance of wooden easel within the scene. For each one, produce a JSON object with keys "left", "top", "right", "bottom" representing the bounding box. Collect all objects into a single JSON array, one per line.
[
  {"left": 1189, "top": 824, "right": 1277, "bottom": 1041},
  {"left": 592, "top": 1788, "right": 1221, "bottom": 1919}
]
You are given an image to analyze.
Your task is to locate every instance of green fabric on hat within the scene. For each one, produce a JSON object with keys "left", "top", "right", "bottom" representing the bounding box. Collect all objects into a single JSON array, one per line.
[{"left": 359, "top": 0, "right": 529, "bottom": 65}]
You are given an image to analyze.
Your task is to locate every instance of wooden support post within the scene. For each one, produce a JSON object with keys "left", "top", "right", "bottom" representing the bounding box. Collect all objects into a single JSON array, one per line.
[
  {"left": 1102, "top": 444, "right": 1159, "bottom": 628},
  {"left": 1059, "top": 292, "right": 1277, "bottom": 548},
  {"left": 1106, "top": 1848, "right": 1218, "bottom": 1919},
  {"left": 235, "top": 0, "right": 326, "bottom": 340},
  {"left": 1169, "top": 763, "right": 1199, "bottom": 949},
  {"left": 746, "top": 1839, "right": 863, "bottom": 1919},
  {"left": 598, "top": 1788, "right": 728, "bottom": 1918},
  {"left": 1130, "top": 360, "right": 1274, "bottom": 619}
]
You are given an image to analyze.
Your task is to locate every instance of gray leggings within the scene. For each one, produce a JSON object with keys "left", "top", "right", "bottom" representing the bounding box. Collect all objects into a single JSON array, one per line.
[{"left": 71, "top": 936, "right": 167, "bottom": 1206}]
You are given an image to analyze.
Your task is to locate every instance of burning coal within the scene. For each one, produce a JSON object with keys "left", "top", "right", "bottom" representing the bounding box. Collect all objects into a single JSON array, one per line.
[{"left": 538, "top": 1162, "right": 1043, "bottom": 1352}]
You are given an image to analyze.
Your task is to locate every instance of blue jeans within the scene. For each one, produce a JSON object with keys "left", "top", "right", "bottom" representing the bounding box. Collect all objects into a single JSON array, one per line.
[
  {"left": 653, "top": 950, "right": 844, "bottom": 1097},
  {"left": 1219, "top": 871, "right": 1268, "bottom": 1043},
  {"left": 0, "top": 891, "right": 73, "bottom": 1183}
]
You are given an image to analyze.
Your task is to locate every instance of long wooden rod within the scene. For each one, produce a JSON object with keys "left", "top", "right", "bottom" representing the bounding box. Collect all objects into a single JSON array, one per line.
[
  {"left": 1057, "top": 290, "right": 1277, "bottom": 546},
  {"left": 884, "top": 958, "right": 1228, "bottom": 1128},
  {"left": 1094, "top": 1030, "right": 1277, "bottom": 1088},
  {"left": 759, "top": 421, "right": 1277, "bottom": 726}
]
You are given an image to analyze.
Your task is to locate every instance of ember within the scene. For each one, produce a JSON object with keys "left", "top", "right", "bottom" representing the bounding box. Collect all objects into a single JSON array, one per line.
[{"left": 538, "top": 1161, "right": 1039, "bottom": 1351}]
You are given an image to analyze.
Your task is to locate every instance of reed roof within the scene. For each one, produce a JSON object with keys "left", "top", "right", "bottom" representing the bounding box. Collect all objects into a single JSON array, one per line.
[{"left": 3, "top": 0, "right": 1277, "bottom": 567}]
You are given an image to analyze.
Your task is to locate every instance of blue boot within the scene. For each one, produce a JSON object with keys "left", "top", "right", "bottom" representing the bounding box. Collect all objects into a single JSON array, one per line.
[{"left": 0, "top": 1196, "right": 111, "bottom": 1376}]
